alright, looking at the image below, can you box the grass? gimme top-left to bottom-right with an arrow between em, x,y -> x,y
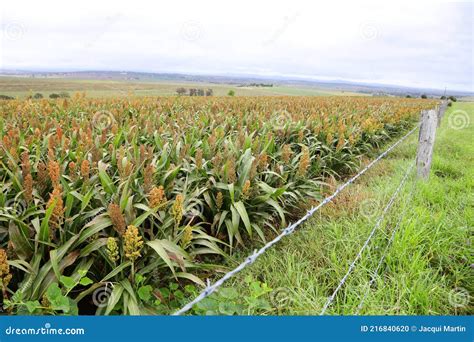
226,102 -> 473,315
0,76 -> 361,98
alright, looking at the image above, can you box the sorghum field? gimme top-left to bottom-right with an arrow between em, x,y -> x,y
0,95 -> 437,315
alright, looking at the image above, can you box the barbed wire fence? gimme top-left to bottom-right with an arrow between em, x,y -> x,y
319,161 -> 415,315
354,180 -> 417,314
174,104 -> 445,316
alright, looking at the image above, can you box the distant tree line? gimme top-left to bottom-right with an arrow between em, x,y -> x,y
406,94 -> 457,101
441,95 -> 457,102
26,92 -> 71,99
242,83 -> 273,87
176,88 -> 213,96
48,92 -> 70,99
0,92 -> 72,100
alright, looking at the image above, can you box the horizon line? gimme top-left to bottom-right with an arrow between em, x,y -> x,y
1,67 -> 472,95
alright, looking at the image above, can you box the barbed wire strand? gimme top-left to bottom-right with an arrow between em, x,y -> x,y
319,161 -> 415,315
354,178 -> 417,314
173,125 -> 419,316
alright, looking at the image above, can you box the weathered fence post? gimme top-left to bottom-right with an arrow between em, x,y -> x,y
437,100 -> 448,127
416,109 -> 438,180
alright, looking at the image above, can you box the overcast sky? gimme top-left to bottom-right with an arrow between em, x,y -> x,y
0,0 -> 472,91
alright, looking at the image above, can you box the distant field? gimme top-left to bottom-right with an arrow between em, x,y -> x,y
0,76 -> 363,98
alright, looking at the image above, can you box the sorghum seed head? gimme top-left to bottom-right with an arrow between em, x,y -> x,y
281,144 -> 292,164
226,158 -> 236,184
171,194 -> 184,225
80,159 -> 90,180
23,173 -> 33,203
123,225 -> 143,262
181,225 -> 193,248
195,148 -> 203,169
143,163 -> 155,194
242,180 -> 251,200
258,153 -> 268,171
149,186 -> 166,208
216,192 -> 224,210
46,186 -> 64,235
48,159 -> 60,187
297,146 -> 310,177
106,237 -> 119,263
0,249 -> 12,289
108,203 -> 126,236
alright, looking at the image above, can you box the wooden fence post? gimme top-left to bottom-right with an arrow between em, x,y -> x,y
437,100 -> 448,127
416,109 -> 438,180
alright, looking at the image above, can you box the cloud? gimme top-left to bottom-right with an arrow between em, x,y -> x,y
1,0 -> 472,91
